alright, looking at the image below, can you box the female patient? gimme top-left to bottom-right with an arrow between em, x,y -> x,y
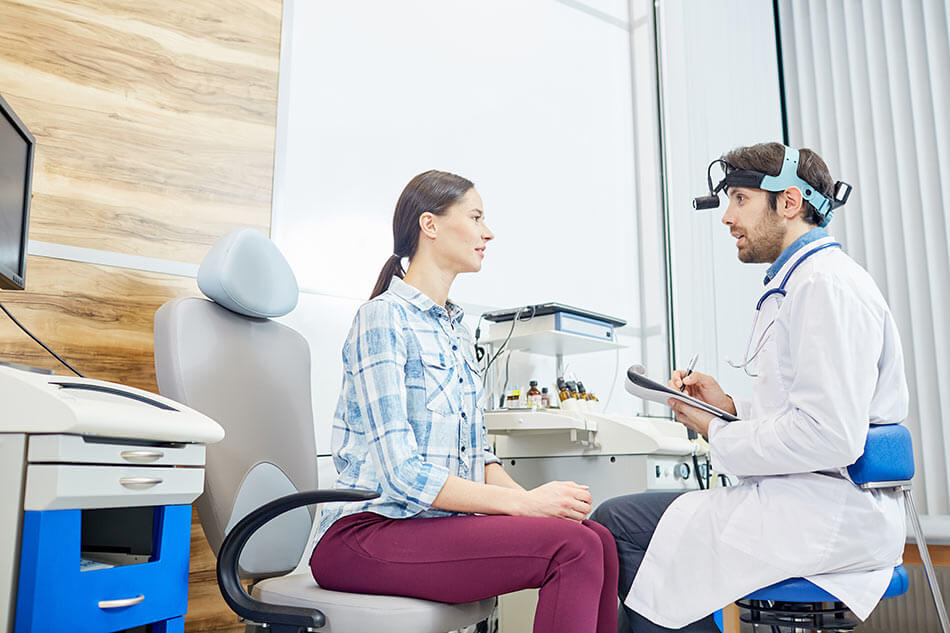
311,170 -> 618,633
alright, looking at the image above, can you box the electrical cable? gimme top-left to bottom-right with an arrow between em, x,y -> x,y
473,314 -> 485,363
602,347 -> 621,410
483,311 -> 518,375
500,348 -> 513,406
0,301 -> 84,377
484,306 -> 535,375
692,453 -> 705,490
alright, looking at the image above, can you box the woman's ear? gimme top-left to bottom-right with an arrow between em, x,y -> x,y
419,212 -> 438,240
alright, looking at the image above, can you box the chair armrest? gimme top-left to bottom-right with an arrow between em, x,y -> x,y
216,489 -> 380,631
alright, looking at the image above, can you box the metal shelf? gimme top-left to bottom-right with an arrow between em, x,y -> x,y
484,409 -> 594,434
482,329 -> 624,356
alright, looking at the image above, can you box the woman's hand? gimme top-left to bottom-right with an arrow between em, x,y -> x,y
669,370 -> 736,415
516,481 -> 593,522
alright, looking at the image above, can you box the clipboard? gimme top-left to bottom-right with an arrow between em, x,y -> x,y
624,367 -> 739,422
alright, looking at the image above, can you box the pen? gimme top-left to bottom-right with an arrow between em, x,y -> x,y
680,353 -> 699,392
680,353 -> 699,441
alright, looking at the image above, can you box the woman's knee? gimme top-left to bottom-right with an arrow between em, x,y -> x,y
549,520 -> 605,572
583,516 -> 616,546
582,519 -> 619,562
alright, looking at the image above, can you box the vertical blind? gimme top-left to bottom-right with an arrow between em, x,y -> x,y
778,0 -> 950,513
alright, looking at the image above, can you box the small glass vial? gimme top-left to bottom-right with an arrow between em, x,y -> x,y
577,382 -> 594,411
540,387 -> 551,409
557,378 -> 573,403
560,379 -> 579,412
576,382 -> 589,400
566,381 -> 580,400
526,381 -> 542,409
506,385 -> 521,408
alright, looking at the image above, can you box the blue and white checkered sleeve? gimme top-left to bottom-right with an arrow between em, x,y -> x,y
482,423 -> 501,466
346,300 -> 451,513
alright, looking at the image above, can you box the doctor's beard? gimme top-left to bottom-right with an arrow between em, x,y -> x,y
736,209 -> 786,264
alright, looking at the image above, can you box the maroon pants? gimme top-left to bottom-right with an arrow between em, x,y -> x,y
311,512 -> 619,633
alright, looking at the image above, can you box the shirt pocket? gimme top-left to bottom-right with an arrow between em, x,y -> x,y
420,352 -> 457,415
461,348 -> 482,382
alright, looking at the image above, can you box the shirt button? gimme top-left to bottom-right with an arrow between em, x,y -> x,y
460,445 -> 466,452
458,377 -> 463,383
452,344 -> 457,351
461,412 -> 467,419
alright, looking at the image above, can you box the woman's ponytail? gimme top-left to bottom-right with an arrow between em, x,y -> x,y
369,254 -> 405,300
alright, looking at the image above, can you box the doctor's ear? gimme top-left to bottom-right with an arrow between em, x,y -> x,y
418,212 -> 438,240
780,187 -> 804,220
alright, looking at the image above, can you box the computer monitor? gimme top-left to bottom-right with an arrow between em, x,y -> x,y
0,93 -> 34,290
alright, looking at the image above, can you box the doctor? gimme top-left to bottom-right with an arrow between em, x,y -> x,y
591,142 -> 909,632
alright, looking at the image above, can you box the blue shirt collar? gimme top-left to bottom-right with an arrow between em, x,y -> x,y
764,228 -> 828,285
388,277 -> 464,323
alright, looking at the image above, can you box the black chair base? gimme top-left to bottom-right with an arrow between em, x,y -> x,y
737,599 -> 860,632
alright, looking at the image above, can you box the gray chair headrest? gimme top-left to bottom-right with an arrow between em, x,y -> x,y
197,228 -> 299,318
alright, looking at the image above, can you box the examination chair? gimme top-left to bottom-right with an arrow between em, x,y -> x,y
733,423 -> 949,633
153,228 -> 494,633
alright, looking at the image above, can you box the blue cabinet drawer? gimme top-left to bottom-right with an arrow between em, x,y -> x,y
15,505 -> 191,633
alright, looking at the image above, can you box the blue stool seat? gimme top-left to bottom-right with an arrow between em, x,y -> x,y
733,425 -> 949,632
744,565 -> 909,602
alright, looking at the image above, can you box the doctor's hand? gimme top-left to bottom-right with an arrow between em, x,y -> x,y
668,398 -> 716,439
669,370 -> 736,415
517,481 -> 593,522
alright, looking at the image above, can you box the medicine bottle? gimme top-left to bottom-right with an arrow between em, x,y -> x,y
577,382 -> 589,400
506,385 -> 521,408
557,378 -> 572,402
526,381 -> 542,409
566,380 -> 580,400
540,387 -> 551,409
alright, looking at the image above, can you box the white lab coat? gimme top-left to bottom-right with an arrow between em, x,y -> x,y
625,235 -> 909,628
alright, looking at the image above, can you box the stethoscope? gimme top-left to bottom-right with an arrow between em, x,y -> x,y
727,241 -> 842,377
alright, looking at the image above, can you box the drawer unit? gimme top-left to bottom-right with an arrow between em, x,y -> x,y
28,434 -> 205,467
24,464 -> 204,511
0,367 -> 223,633
14,505 -> 190,633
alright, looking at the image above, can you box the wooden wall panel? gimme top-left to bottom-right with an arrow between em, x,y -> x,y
0,1 -> 283,629
0,256 -> 197,389
0,0 -> 280,263
189,507 -> 244,633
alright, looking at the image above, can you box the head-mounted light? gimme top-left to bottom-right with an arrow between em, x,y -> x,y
692,146 -> 852,227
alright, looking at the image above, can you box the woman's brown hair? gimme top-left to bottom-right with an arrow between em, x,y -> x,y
369,170 -> 475,299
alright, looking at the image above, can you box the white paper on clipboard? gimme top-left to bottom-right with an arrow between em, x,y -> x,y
625,368 -> 739,422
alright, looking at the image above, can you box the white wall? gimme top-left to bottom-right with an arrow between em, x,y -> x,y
271,0 -> 784,465
272,0 -> 668,459
273,0 -> 636,311
658,0 -> 783,401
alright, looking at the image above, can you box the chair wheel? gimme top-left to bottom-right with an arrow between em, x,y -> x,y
737,599 -> 859,632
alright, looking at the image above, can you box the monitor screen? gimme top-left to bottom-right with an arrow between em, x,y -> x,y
0,94 -> 33,290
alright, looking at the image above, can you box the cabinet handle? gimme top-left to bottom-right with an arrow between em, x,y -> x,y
119,477 -> 163,490
119,450 -> 164,464
99,594 -> 145,609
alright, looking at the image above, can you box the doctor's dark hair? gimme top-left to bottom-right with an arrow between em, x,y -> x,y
369,169 -> 475,300
723,142 -> 834,225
